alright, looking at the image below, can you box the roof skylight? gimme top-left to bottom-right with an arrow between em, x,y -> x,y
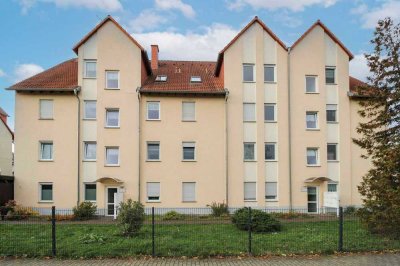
155,75 -> 167,82
190,76 -> 202,83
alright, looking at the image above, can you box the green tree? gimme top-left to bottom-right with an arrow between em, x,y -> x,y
353,17 -> 400,238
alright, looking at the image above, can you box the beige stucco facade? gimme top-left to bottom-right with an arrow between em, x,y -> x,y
0,118 -> 13,176
11,17 -> 370,212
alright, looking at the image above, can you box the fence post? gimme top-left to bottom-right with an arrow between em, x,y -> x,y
152,207 -> 155,257
248,207 -> 252,255
51,206 -> 56,257
338,206 -> 343,252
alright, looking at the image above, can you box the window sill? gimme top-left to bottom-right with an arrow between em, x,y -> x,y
243,121 -> 257,123
326,83 -> 337,86
264,121 -> 277,123
307,164 -> 321,167
146,160 -> 161,162
244,160 -> 257,162
105,126 -> 120,129
146,119 -> 161,121
182,160 -> 196,162
104,165 -> 120,167
147,200 -> 161,203
182,201 -> 197,203
104,88 -> 120,90
327,160 -> 340,163
83,118 -> 97,121
305,92 -> 320,94
83,160 -> 96,162
83,77 -> 97,80
38,201 -> 54,204
327,121 -> 339,124
244,200 -> 257,202
39,118 -> 54,120
306,128 -> 320,131
243,81 -> 256,83
182,120 -> 196,122
265,199 -> 278,202
39,160 -> 54,162
265,160 -> 278,162
264,81 -> 277,84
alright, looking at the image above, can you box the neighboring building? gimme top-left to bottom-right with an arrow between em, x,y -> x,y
0,107 -> 13,176
7,16 -> 371,213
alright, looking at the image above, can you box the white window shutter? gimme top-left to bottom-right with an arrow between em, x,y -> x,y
266,182 -> 277,197
182,182 -> 196,202
327,104 -> 337,111
243,103 -> 255,121
147,183 -> 160,197
244,182 -> 256,200
40,100 -> 53,119
182,102 -> 195,121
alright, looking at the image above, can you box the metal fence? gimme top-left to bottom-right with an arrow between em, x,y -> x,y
1,206 -> 399,258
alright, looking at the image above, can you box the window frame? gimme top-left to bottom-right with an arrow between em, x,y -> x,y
84,100 -> 97,120
105,70 -> 120,89
182,101 -> 196,122
306,147 -> 320,166
244,182 -> 257,201
105,146 -> 120,166
83,141 -> 97,161
147,101 -> 161,121
147,142 -> 160,161
147,182 -> 161,202
327,183 -> 338,192
244,142 -> 256,161
306,111 -> 319,130
326,104 -> 338,123
243,103 -> 256,122
155,75 -> 167,82
325,67 -> 336,84
39,141 -> 53,161
265,182 -> 278,201
105,108 -> 120,128
243,64 -> 255,82
39,182 -> 53,202
39,99 -> 54,120
84,183 -> 97,202
182,141 -> 196,161
264,64 -> 276,83
84,60 -> 97,79
182,182 -> 196,202
327,143 -> 338,161
265,142 -> 277,161
264,103 -> 276,122
305,75 -> 318,93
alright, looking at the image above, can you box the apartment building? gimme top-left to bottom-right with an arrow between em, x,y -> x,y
0,107 -> 13,176
7,16 -> 370,213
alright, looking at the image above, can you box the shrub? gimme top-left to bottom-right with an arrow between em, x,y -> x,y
344,206 -> 357,215
73,202 -> 97,220
45,214 -> 75,221
271,211 -> 314,220
207,202 -> 229,217
232,208 -> 281,233
117,199 -> 144,237
162,211 -> 185,221
6,206 -> 39,220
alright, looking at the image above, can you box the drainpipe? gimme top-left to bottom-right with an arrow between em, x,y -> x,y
136,87 -> 141,203
287,47 -> 293,210
224,89 -> 230,205
74,87 -> 81,206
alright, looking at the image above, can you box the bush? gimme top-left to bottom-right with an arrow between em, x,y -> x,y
207,202 -> 229,217
45,214 -> 75,221
271,211 -> 314,220
117,199 -> 144,237
344,206 -> 357,215
6,206 -> 39,220
232,208 -> 281,233
162,211 -> 185,221
73,202 -> 97,220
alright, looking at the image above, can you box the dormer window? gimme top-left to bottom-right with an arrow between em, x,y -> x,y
155,75 -> 167,82
190,76 -> 201,83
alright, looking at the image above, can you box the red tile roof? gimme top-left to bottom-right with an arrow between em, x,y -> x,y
349,76 -> 374,98
0,107 -> 8,117
141,61 -> 225,95
0,107 -> 13,139
7,58 -> 78,92
291,20 -> 354,60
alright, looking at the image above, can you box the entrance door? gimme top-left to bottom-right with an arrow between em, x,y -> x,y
107,187 -> 118,216
307,186 -> 318,213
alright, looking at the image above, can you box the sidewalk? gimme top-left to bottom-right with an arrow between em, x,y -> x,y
1,253 -> 400,266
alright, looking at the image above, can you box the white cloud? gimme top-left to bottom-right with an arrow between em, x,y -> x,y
350,53 -> 370,82
155,0 -> 195,18
14,64 -> 44,83
227,0 -> 338,12
128,9 -> 168,33
133,23 -> 238,61
18,0 -> 122,14
352,1 -> 400,29
274,10 -> 302,28
0,69 -> 5,77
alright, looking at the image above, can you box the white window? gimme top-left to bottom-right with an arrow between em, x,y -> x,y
190,76 -> 201,83
105,147 -> 119,166
264,104 -> 276,122
106,109 -> 119,127
84,184 -> 96,201
147,142 -> 160,161
265,143 -> 276,161
147,182 -> 160,201
40,142 -> 53,161
244,142 -> 255,161
307,148 -> 319,165
306,112 -> 318,129
182,102 -> 195,121
105,71 -> 119,89
244,182 -> 256,201
243,103 -> 256,122
326,104 -> 337,122
39,183 -> 53,202
182,182 -> 196,202
84,61 -> 96,78
264,64 -> 275,82
327,143 -> 338,161
305,76 -> 317,93
328,183 -> 338,192
155,75 -> 167,82
84,142 -> 96,161
182,142 -> 196,161
325,67 -> 335,84
265,182 -> 277,200
243,64 -> 255,82
39,99 -> 53,119
147,102 -> 160,120
84,101 -> 96,120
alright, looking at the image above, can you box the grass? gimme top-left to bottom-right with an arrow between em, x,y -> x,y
1,219 -> 399,258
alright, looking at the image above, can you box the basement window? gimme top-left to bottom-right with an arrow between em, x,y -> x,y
155,75 -> 167,82
190,76 -> 202,83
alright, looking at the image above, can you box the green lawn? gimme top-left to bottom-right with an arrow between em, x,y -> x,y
1,220 -> 399,258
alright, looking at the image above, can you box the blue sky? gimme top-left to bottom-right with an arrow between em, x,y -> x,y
1,0 -> 399,128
